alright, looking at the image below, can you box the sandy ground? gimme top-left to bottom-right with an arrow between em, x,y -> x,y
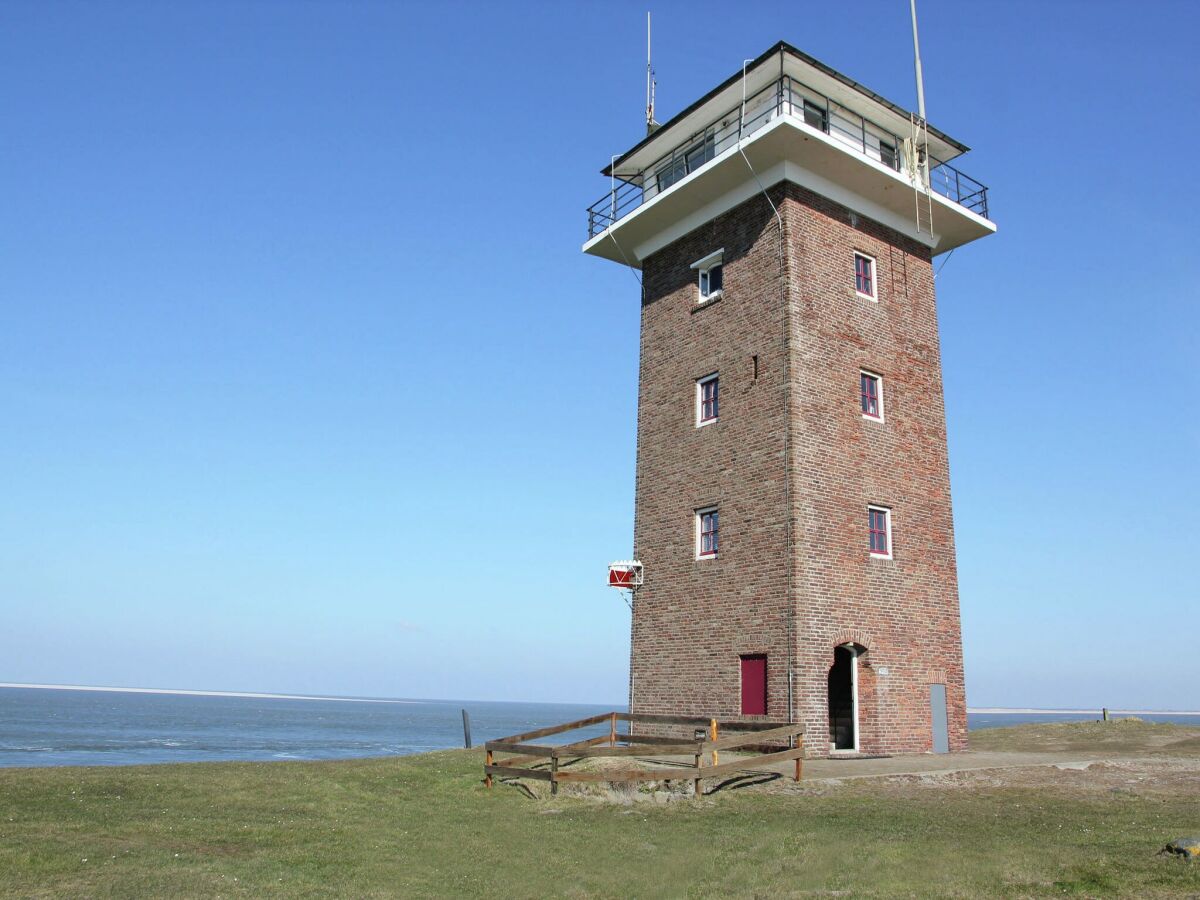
504,721 -> 1200,804
774,755 -> 1200,800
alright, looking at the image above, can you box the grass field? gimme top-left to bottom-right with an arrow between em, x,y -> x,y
2,722 -> 1199,898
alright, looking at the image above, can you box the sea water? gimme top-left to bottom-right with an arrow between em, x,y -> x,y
0,686 -> 613,768
2,686 -> 1196,768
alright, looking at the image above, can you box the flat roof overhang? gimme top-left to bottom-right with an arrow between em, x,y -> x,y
582,116 -> 995,268
604,41 -> 970,180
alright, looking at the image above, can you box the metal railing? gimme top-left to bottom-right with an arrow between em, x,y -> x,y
586,75 -> 989,238
928,155 -> 988,216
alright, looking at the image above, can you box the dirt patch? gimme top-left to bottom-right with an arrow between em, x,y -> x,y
769,756 -> 1200,802
969,720 -> 1200,756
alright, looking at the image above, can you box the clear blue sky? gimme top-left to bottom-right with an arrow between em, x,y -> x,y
2,1 -> 1196,708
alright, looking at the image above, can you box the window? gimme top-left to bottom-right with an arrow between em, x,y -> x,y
697,507 -> 719,559
879,140 -> 898,170
690,249 -> 724,304
697,373 -> 719,426
685,136 -> 715,172
656,158 -> 686,193
699,263 -> 723,299
803,99 -> 828,133
655,135 -> 715,192
860,371 -> 883,421
854,252 -> 876,300
868,506 -> 892,559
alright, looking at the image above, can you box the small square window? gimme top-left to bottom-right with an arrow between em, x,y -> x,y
656,135 -> 716,193
854,252 -> 876,300
803,99 -> 828,133
879,140 -> 898,170
690,249 -> 725,305
699,263 -> 723,298
655,157 -> 687,193
860,371 -> 883,421
697,373 -> 719,426
697,507 -> 719,559
868,506 -> 892,559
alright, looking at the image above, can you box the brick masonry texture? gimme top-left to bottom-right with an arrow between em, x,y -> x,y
629,182 -> 968,756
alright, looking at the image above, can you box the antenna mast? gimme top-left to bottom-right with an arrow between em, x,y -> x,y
908,0 -> 933,234
909,0 -> 926,121
645,12 -> 658,134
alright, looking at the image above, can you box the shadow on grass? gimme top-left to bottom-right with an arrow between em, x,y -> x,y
704,771 -> 782,795
498,778 -> 538,800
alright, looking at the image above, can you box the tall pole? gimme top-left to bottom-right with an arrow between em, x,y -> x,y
645,12 -> 656,134
909,0 -> 926,122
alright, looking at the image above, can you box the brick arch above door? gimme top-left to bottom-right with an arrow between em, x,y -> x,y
831,628 -> 874,651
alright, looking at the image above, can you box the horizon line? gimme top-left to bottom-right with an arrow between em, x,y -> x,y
0,683 -> 423,704
968,706 -> 1200,716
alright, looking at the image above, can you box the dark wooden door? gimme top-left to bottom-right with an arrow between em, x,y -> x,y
740,655 -> 767,716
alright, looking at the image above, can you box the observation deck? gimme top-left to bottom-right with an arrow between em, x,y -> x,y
583,42 -> 995,266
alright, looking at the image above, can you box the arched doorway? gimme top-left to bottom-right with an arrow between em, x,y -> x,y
828,644 -> 860,752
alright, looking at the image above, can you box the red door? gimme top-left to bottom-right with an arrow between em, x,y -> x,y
740,655 -> 767,716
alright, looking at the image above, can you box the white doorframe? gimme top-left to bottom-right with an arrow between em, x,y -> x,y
845,643 -> 860,753
832,642 -> 860,754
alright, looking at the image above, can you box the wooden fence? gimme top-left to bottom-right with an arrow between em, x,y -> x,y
484,711 -> 805,796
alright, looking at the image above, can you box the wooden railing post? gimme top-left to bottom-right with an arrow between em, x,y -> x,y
550,753 -> 559,796
710,718 -> 719,766
609,712 -> 618,747
793,730 -> 803,782
693,752 -> 702,798
485,750 -> 493,789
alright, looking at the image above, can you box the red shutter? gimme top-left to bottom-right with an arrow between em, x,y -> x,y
740,655 -> 767,716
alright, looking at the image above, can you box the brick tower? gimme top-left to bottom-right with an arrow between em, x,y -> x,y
584,43 -> 995,756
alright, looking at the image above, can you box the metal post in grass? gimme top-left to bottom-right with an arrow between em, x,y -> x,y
462,709 -> 472,748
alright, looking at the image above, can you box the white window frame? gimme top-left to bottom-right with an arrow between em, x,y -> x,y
860,369 -> 885,423
695,505 -> 719,560
868,504 -> 892,560
854,251 -> 877,301
696,372 -> 719,427
690,248 -> 724,304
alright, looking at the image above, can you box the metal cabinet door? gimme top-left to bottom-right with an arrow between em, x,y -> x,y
930,683 -> 949,753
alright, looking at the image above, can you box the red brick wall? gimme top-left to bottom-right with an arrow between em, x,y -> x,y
629,182 -> 967,756
783,183 -> 968,754
631,185 -> 793,726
